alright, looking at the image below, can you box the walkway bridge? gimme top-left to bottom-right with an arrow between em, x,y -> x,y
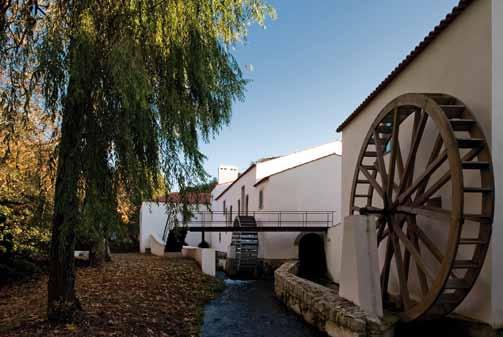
178,210 -> 336,232
163,211 -> 336,278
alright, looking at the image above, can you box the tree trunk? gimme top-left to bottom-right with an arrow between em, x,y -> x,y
88,239 -> 105,267
47,81 -> 85,323
105,239 -> 112,262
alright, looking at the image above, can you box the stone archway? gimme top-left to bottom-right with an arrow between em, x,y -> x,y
297,233 -> 326,279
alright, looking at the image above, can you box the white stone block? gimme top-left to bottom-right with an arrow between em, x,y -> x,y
150,235 -> 166,256
339,215 -> 383,318
182,246 -> 216,277
325,224 -> 343,283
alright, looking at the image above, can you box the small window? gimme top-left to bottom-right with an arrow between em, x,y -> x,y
259,190 -> 264,210
219,232 -> 222,243
238,200 -> 241,216
223,200 -> 226,213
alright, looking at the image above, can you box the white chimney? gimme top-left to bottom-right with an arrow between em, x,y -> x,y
218,165 -> 239,184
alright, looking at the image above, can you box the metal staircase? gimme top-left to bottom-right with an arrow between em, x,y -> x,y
228,216 -> 259,278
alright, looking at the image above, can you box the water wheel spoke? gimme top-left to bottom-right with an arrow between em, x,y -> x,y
400,110 -> 428,194
381,237 -> 394,299
397,205 -> 451,222
407,217 -> 430,295
396,138 -> 405,182
397,150 -> 448,205
413,223 -> 444,263
359,165 -> 385,199
378,227 -> 389,245
377,215 -> 390,245
387,108 -> 400,202
390,226 -> 412,310
414,146 -> 486,206
374,131 -> 389,189
403,230 -> 411,282
414,134 -> 444,198
391,220 -> 435,281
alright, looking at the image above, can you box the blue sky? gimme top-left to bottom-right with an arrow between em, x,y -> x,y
200,0 -> 459,179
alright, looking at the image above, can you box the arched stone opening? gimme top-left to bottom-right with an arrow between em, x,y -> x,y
297,233 -> 326,279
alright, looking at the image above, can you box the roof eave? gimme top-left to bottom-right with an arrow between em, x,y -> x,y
336,0 -> 475,133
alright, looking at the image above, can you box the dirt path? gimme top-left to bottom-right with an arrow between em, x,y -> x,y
0,254 -> 223,337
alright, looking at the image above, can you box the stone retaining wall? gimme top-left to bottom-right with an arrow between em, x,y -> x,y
274,261 -> 396,337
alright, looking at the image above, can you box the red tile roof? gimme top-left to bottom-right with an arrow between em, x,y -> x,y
336,0 -> 475,132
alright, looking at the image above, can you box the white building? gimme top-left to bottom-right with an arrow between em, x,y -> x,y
139,192 -> 211,253
210,141 -> 342,272
139,140 -> 343,275
333,0 -> 503,327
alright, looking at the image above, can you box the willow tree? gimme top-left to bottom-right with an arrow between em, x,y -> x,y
1,0 -> 275,322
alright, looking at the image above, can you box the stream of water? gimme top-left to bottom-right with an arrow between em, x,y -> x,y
200,276 -> 325,337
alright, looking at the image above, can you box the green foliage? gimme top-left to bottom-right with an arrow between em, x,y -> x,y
185,178 -> 218,193
0,0 -> 275,311
0,109 -> 56,264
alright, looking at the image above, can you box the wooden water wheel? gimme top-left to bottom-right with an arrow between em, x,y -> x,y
350,93 -> 494,321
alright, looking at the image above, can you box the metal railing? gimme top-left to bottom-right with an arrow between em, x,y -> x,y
186,210 -> 336,228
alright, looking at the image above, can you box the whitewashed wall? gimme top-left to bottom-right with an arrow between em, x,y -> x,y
139,202 -> 210,253
326,225 -> 343,283
139,202 -> 167,253
256,141 -> 341,181
491,0 -> 503,327
339,0 -> 494,324
211,166 -> 258,254
210,153 -> 342,264
257,154 -> 341,260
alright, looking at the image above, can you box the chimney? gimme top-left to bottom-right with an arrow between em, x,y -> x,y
218,165 -> 239,184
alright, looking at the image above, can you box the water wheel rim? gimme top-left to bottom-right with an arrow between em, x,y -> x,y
350,93 -> 465,321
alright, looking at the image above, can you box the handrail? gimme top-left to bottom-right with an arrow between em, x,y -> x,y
187,210 -> 336,228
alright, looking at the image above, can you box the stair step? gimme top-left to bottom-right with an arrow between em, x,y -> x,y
456,138 -> 485,148
357,180 -> 370,184
459,238 -> 488,245
361,165 -> 377,170
450,119 -> 475,131
364,151 -> 378,157
452,260 -> 480,269
445,279 -> 470,289
354,194 -> 370,198
462,161 -> 490,170
464,187 -> 493,193
440,104 -> 465,118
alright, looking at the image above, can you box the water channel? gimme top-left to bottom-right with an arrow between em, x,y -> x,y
200,275 -> 325,337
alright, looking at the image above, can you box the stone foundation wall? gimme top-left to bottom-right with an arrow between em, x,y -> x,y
274,261 -> 395,337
